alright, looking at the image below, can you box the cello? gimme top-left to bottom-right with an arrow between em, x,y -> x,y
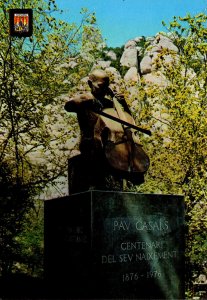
93,92 -> 151,178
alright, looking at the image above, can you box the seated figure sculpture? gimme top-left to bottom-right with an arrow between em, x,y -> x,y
64,69 -> 150,194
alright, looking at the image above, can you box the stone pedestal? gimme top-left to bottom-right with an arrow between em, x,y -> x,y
44,191 -> 185,299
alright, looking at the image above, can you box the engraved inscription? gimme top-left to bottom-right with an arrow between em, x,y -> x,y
113,218 -> 169,232
101,250 -> 177,264
122,270 -> 162,282
120,241 -> 164,250
101,217 -> 177,268
62,226 -> 88,243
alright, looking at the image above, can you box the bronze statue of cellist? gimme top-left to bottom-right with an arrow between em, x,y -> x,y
64,69 -> 150,194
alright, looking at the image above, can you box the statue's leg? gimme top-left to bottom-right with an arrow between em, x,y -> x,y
68,155 -> 93,194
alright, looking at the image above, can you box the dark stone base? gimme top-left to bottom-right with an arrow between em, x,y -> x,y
44,191 -> 185,299
0,276 -> 45,299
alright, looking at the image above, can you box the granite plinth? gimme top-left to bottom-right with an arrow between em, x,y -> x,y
44,191 -> 185,299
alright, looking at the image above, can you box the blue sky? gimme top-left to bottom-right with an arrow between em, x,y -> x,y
55,0 -> 207,47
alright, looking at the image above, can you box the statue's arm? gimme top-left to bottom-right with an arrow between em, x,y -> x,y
64,93 -> 95,113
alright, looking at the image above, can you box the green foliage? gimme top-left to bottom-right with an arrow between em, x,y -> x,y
0,0 -> 103,186
132,13 -> 207,289
14,200 -> 44,277
0,163 -> 33,276
0,0 -> 104,277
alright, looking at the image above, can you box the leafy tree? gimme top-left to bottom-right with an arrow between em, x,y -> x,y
0,163 -> 32,276
132,13 -> 207,292
0,0 -> 103,276
14,199 -> 44,277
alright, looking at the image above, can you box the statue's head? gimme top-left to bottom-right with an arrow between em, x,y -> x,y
88,69 -> 109,98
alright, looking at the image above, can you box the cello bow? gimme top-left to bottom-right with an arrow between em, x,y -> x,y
95,109 -> 152,136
